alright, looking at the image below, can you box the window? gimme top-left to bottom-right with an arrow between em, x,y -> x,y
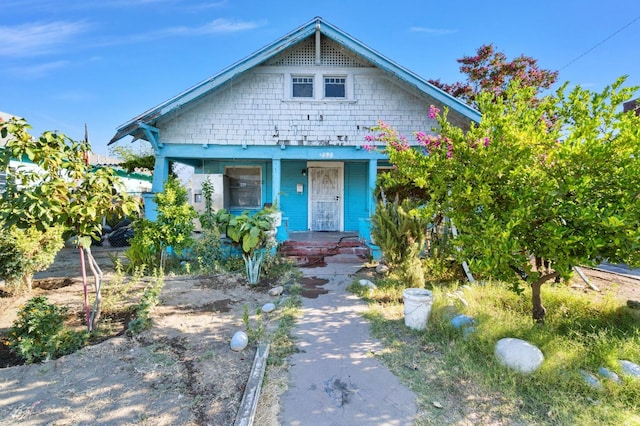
324,77 -> 346,98
292,76 -> 314,98
225,166 -> 262,209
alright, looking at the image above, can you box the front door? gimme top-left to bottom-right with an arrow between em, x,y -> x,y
308,162 -> 343,231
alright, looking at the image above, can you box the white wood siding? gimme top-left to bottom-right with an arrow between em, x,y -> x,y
159,65 -> 441,147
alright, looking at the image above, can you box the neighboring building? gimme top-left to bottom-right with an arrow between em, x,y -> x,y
88,153 -> 152,196
0,112 -> 41,192
624,99 -> 639,115
110,17 -> 479,240
0,112 -> 151,195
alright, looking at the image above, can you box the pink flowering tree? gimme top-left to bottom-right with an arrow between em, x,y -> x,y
370,78 -> 640,323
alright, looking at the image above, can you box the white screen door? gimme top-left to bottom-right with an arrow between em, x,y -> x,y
308,163 -> 343,231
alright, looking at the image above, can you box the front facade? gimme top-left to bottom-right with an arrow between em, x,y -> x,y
110,17 -> 479,240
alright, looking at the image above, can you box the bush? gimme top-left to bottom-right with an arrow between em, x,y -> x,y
0,225 -> 65,293
125,177 -> 197,272
371,199 -> 430,287
8,296 -> 88,364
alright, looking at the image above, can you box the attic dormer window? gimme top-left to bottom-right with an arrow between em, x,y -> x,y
292,76 -> 314,98
324,76 -> 346,98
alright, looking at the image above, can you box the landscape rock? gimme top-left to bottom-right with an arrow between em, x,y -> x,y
495,338 -> 544,374
262,302 -> 276,313
619,360 -> 640,378
598,367 -> 620,383
451,314 -> 475,329
358,279 -> 377,289
375,264 -> 389,275
268,286 -> 284,297
230,331 -> 249,352
580,370 -> 602,389
627,300 -> 640,309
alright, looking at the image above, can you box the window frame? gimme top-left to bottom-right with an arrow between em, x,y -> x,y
291,75 -> 314,99
224,165 -> 263,210
323,76 -> 347,99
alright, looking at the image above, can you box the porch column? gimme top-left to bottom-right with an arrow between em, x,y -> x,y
368,158 -> 377,215
272,158 -> 281,206
152,155 -> 170,193
145,155 -> 170,221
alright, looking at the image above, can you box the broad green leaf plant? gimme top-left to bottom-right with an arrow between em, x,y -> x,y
0,117 -> 140,331
370,77 -> 640,323
226,208 -> 277,285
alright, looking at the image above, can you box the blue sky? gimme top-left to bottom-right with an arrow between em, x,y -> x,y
2,0 -> 639,156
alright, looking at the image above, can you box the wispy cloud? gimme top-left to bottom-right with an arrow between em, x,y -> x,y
7,60 -> 71,79
410,26 -> 458,36
162,18 -> 263,36
52,90 -> 95,102
0,21 -> 90,57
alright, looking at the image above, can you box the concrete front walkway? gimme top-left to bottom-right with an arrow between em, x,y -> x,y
278,260 -> 417,425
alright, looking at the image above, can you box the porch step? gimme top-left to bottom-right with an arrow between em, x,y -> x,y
279,239 -> 370,266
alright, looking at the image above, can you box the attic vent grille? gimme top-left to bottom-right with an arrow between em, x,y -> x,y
266,36 -> 372,67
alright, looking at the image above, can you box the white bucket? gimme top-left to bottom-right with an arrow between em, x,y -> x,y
403,288 -> 433,330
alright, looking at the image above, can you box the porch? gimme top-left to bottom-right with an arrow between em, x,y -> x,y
279,231 -> 371,266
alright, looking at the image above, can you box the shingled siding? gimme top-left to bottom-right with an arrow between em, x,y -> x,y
159,67 -> 442,147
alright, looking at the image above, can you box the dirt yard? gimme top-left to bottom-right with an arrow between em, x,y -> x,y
0,246 -> 284,425
0,246 -> 639,425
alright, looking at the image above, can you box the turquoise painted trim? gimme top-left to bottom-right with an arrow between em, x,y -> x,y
111,17 -> 479,144
139,123 -> 162,150
161,143 -> 388,162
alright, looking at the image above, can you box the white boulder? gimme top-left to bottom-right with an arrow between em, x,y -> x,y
375,264 -> 389,275
495,338 -> 544,374
268,286 -> 284,296
262,302 -> 276,313
230,331 -> 249,352
359,279 -> 377,289
619,360 -> 640,378
598,367 -> 621,383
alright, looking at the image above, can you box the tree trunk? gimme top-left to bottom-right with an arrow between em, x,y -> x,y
530,272 -> 560,324
85,246 -> 103,331
22,273 -> 34,294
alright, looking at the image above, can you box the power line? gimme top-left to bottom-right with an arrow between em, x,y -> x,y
560,14 -> 640,70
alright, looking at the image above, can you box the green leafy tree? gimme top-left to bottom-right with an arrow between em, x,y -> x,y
0,117 -> 139,330
371,77 -> 640,323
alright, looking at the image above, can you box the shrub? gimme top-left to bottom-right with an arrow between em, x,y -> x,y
371,199 -> 430,287
8,296 -> 88,363
125,177 -> 197,272
0,225 -> 65,294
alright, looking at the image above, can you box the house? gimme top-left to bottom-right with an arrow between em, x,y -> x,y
109,17 -> 479,245
624,99 -> 639,115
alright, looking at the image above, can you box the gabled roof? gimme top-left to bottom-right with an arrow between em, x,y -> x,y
110,17 -> 480,145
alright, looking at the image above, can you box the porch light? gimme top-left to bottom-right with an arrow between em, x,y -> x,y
301,168 -> 307,176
